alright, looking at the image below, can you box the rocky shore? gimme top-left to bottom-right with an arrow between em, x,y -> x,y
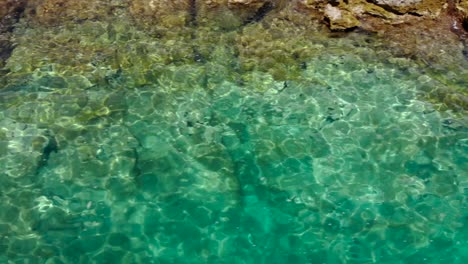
0,0 -> 467,111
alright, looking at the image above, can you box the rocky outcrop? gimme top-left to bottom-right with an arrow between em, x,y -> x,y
297,1 -> 452,31
16,0 -> 462,33
0,0 -> 26,20
0,0 -> 26,69
324,4 -> 360,30
369,0 -> 445,17
0,0 -> 465,115
129,0 -> 285,31
24,0 -> 129,25
129,0 -> 191,29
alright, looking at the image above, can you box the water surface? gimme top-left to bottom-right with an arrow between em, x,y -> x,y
0,14 -> 467,264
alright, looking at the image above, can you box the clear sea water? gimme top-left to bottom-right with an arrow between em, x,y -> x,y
0,14 -> 467,264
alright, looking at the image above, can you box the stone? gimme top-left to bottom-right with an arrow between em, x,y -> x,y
324,4 -> 360,30
0,204 -> 19,222
227,0 -> 267,10
9,237 -> 37,255
197,0 -> 283,30
93,248 -> 126,263
228,0 -> 261,5
27,0 -> 115,25
346,0 -> 397,19
0,0 -> 26,68
129,0 -> 192,28
298,0 -> 327,9
80,235 -> 107,253
108,233 -> 131,249
374,0 -> 422,7
0,119 -> 51,180
0,0 -> 26,20
370,0 -> 445,17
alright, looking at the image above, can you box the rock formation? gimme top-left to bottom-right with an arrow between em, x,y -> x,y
0,0 -> 466,111
324,3 -> 360,30
0,0 -> 26,68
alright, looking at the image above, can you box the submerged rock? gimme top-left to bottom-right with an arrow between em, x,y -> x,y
130,0 -> 191,29
0,0 -> 26,20
0,118 -> 52,180
26,0 -> 119,25
0,0 -> 26,68
0,0 -> 465,113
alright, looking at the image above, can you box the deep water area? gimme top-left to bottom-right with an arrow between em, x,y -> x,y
1,6 -> 468,264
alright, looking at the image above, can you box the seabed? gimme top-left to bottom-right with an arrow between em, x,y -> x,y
0,1 -> 467,263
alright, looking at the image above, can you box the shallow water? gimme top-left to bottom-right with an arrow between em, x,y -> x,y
1,17 -> 468,264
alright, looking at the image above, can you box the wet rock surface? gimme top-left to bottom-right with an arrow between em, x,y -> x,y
0,0 -> 26,68
0,0 -> 465,111
25,0 -> 119,24
0,1 -> 466,110
0,0 -> 26,20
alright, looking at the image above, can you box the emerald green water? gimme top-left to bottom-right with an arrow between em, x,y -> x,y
1,27 -> 468,263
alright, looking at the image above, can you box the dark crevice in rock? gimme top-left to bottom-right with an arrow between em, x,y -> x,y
462,40 -> 468,61
366,0 -> 407,16
407,11 -> 423,17
462,17 -> 468,32
447,0 -> 468,45
1,0 -> 26,30
243,1 -> 275,25
187,1 -> 206,64
0,41 -> 14,63
329,0 -> 341,7
188,0 -> 198,27
0,6 -> 25,33
131,147 -> 142,179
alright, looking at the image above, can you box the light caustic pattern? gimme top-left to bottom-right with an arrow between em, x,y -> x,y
0,51 -> 467,263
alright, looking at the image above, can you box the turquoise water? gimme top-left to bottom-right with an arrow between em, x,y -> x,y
1,26 -> 468,263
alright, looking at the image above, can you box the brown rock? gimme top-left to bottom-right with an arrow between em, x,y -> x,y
0,0 -> 26,69
197,0 -> 286,30
0,0 -> 26,20
369,0 -> 446,17
346,0 -> 397,19
204,0 -> 226,8
234,6 -> 329,81
27,0 -> 116,25
129,0 -> 192,26
456,0 -> 468,19
0,0 -> 25,33
228,0 -> 265,8
324,4 -> 360,30
297,0 -> 328,11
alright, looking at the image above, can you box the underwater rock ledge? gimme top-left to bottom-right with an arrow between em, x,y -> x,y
0,0 -> 467,112
0,0 -> 26,69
